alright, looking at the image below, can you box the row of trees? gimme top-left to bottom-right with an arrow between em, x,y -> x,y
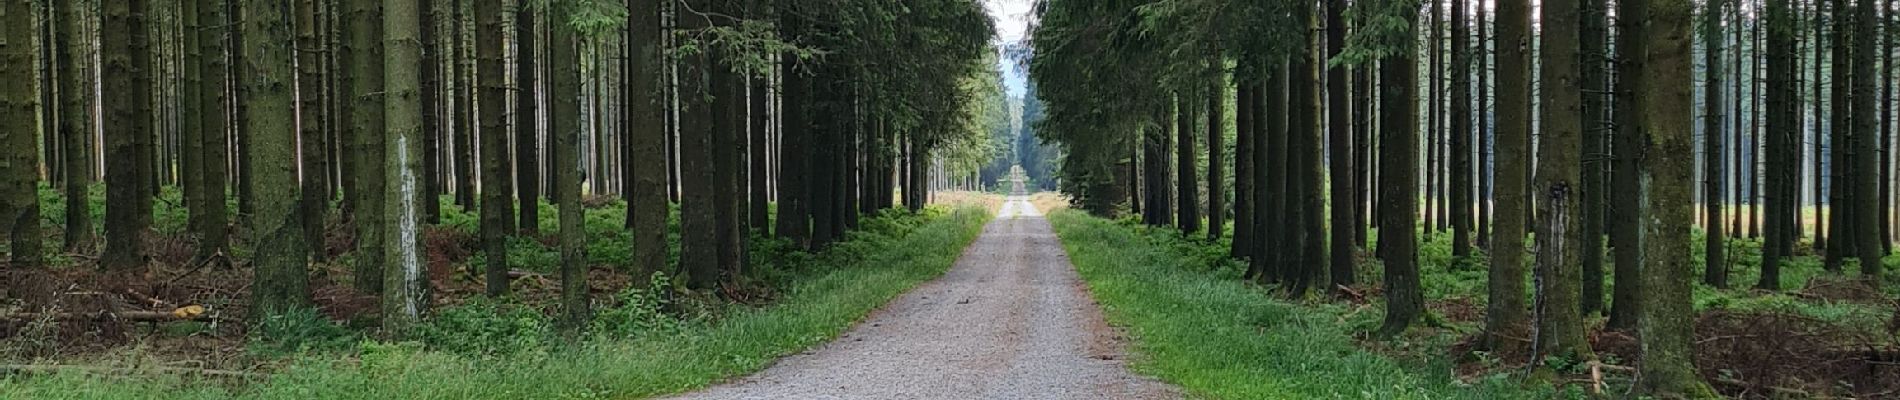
0,0 -> 997,336
1027,0 -> 1893,395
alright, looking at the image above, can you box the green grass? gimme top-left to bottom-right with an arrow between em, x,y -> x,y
1,206 -> 991,400
1049,210 -> 1575,399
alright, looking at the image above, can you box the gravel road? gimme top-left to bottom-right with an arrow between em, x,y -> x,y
668,196 -> 1181,400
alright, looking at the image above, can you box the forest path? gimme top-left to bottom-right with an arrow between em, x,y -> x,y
667,196 -> 1180,400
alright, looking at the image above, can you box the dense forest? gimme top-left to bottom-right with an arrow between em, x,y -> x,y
7,0 -> 1900,398
0,0 -> 1005,352
1027,0 -> 1900,396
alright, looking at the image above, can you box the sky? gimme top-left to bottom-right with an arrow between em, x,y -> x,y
983,0 -> 1034,98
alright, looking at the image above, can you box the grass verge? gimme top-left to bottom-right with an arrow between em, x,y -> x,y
2,206 -> 991,400
1048,210 -> 1573,399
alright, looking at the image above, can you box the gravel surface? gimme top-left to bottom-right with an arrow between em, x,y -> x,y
669,197 -> 1181,400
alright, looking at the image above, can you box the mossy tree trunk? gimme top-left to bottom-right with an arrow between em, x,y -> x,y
1637,0 -> 1718,392
1,0 -> 42,270
1852,0 -> 1882,284
1762,0 -> 1796,290
1176,94 -> 1199,235
1703,0 -> 1730,289
1485,0 -> 1532,349
299,0 -> 331,263
1579,0 -> 1611,309
1532,0 -> 1596,362
58,0 -> 96,253
244,0 -> 312,317
1608,0 -> 1651,329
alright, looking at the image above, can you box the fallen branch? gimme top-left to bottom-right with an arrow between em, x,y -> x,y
0,364 -> 262,379
5,306 -> 213,322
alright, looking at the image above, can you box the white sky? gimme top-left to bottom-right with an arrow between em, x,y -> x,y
984,0 -> 1035,98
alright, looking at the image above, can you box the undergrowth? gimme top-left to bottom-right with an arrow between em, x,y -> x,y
1,206 -> 991,399
1051,210 -> 1572,399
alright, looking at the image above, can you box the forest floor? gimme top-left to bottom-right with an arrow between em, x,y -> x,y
670,196 -> 1179,400
0,186 -> 996,399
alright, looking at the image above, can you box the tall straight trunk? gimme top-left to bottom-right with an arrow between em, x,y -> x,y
517,4 -> 539,233
1177,94 -> 1200,234
750,70 -> 771,233
1826,0 -> 1853,271
1763,0 -> 1796,290
1328,0 -> 1356,287
628,0 -> 667,280
182,0 -> 205,265
774,5 -> 809,247
1232,82 -> 1255,260
299,0 -> 330,263
1608,0 -> 1651,328
477,0 -> 510,296
421,0 -> 443,224
1427,0 -> 1443,234
1883,0 -> 1895,255
57,0 -> 95,252
1704,0 -> 1730,288
453,0 -> 475,211
1257,66 -> 1287,283
1,0 -> 42,269
709,0 -> 746,283
1296,11 -> 1327,295
678,0 -> 719,288
348,0 -> 387,294
1534,0 -> 1595,361
1355,65 -> 1375,248
1815,0 -> 1830,252
1579,0 -> 1611,311
102,0 -> 152,272
1475,5 -> 1491,249
1376,15 -> 1423,337
549,0 -> 588,328
1638,0 -> 1717,392
1207,70 -> 1226,241
234,0 -> 252,220
382,0 -> 430,337
1853,0 -> 1883,283
245,0 -> 311,316
1142,107 -> 1171,227
1486,0 -> 1533,349
1451,0 -> 1474,258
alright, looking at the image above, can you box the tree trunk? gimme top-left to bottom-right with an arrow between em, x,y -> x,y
1637,0 -> 1718,392
1176,94 -> 1200,234
1486,0 -> 1533,349
102,0 -> 153,272
1328,0 -> 1356,288
1451,0 -> 1474,259
244,0 -> 312,317
1579,0 -> 1611,310
1608,0 -> 1651,328
549,0 -> 588,329
1763,0 -> 1796,290
1,0 -> 42,269
381,0 -> 430,337
678,0 -> 720,288
1704,0 -> 1730,288
299,0 -> 330,263
629,0 -> 668,280
517,4 -> 539,234
476,0 -> 510,296
1853,0 -> 1883,284
348,0 -> 387,295
1376,22 -> 1422,337
775,5 -> 810,247
1532,0 -> 1596,361
58,0 -> 97,253
1207,70 -> 1225,241
1232,82 -> 1255,261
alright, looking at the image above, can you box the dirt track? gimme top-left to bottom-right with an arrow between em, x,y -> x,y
668,196 -> 1179,400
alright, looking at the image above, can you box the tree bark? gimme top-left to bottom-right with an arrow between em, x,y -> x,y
1532,0 -> 1596,362
549,0 -> 588,328
1637,0 -> 1718,392
1608,0 -> 1651,329
517,4 -> 540,234
382,0 -> 430,337
1376,28 -> 1422,337
628,0 -> 668,280
244,0 -> 312,317
1176,94 -> 1199,234
1328,0 -> 1356,288
348,0 -> 387,295
102,0 -> 153,272
1704,0 -> 1730,289
58,0 -> 97,253
1486,0 -> 1533,349
1,0 -> 42,269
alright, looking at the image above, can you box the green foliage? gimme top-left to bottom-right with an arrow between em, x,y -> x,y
249,308 -> 359,357
1048,210 -> 1570,399
412,298 -> 554,356
591,273 -> 690,338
